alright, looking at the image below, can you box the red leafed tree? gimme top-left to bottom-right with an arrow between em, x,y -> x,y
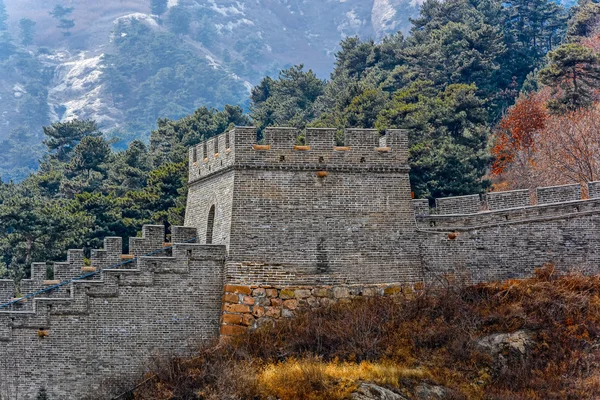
492,95 -> 600,192
490,91 -> 549,189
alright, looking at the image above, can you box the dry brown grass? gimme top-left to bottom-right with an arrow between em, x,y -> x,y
256,359 -> 429,400
135,266 -> 600,400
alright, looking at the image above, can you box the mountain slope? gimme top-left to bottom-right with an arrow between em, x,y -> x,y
0,0 -> 425,180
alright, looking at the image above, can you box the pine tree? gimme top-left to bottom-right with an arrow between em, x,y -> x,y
150,0 -> 168,16
42,120 -> 101,163
377,81 -> 491,198
19,18 -> 36,46
49,5 -> 74,36
501,0 -> 568,87
567,0 -> 600,40
539,43 -> 600,113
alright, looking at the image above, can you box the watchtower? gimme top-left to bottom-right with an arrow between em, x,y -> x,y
184,126 -> 421,285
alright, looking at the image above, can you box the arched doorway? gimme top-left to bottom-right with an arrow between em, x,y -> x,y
206,205 -> 216,244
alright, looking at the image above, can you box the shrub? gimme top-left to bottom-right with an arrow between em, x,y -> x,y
136,268 -> 600,399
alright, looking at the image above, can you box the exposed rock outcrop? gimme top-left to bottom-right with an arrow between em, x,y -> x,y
351,383 -> 408,400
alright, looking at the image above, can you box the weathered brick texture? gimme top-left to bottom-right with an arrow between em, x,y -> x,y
413,199 -> 430,215
536,184 -> 581,205
486,189 -> 531,210
0,226 -> 224,400
5,126 -> 600,399
435,194 -> 481,214
416,198 -> 600,283
588,181 -> 600,199
185,127 -> 421,285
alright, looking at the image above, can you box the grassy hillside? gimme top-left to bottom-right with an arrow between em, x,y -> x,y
131,266 -> 600,399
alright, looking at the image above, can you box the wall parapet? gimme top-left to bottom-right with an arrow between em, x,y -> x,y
418,183 -> 594,217
0,226 -> 205,307
188,126 -> 410,184
486,189 -> 530,210
0,225 -> 226,399
536,183 -> 581,205
435,194 -> 481,215
413,199 -> 430,216
416,197 -> 600,231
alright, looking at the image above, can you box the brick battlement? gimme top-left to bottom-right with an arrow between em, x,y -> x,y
416,196 -> 600,230
188,126 -> 409,184
414,182 -> 597,217
0,225 -> 226,399
7,123 -> 600,399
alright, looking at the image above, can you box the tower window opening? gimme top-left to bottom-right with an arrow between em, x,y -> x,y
206,205 -> 216,244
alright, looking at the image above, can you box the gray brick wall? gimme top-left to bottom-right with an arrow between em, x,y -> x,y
186,127 -> 421,286
6,124 -> 600,399
413,199 -> 430,216
416,198 -> 600,283
435,194 -> 481,214
537,184 -> 581,205
588,181 -> 600,199
0,225 -> 224,400
185,170 -> 235,248
486,189 -> 530,210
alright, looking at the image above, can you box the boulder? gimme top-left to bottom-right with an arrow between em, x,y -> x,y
475,330 -> 532,357
351,383 -> 408,400
415,383 -> 453,399
474,330 -> 533,375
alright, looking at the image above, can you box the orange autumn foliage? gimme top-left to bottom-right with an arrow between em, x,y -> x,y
491,87 -> 600,192
491,92 -> 549,177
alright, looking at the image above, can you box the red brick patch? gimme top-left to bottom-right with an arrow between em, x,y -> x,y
224,304 -> 251,313
222,293 -> 239,303
222,314 -> 243,325
224,285 -> 252,295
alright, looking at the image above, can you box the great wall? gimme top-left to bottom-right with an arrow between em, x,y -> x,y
2,127 -> 600,399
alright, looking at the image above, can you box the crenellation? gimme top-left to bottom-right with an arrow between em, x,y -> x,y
129,224 -> 165,258
486,189 -> 530,210
413,199 -> 430,216
8,124 -> 600,399
345,128 -> 379,150
188,127 -> 411,187
90,237 -> 123,273
19,263 -> 49,299
588,181 -> 600,199
67,248 -> 84,265
171,226 -> 198,244
53,261 -> 78,283
435,194 -> 481,215
306,128 -> 337,152
0,280 -> 15,303
385,129 -> 409,164
0,224 -> 226,399
537,183 -> 581,205
264,126 -> 299,149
